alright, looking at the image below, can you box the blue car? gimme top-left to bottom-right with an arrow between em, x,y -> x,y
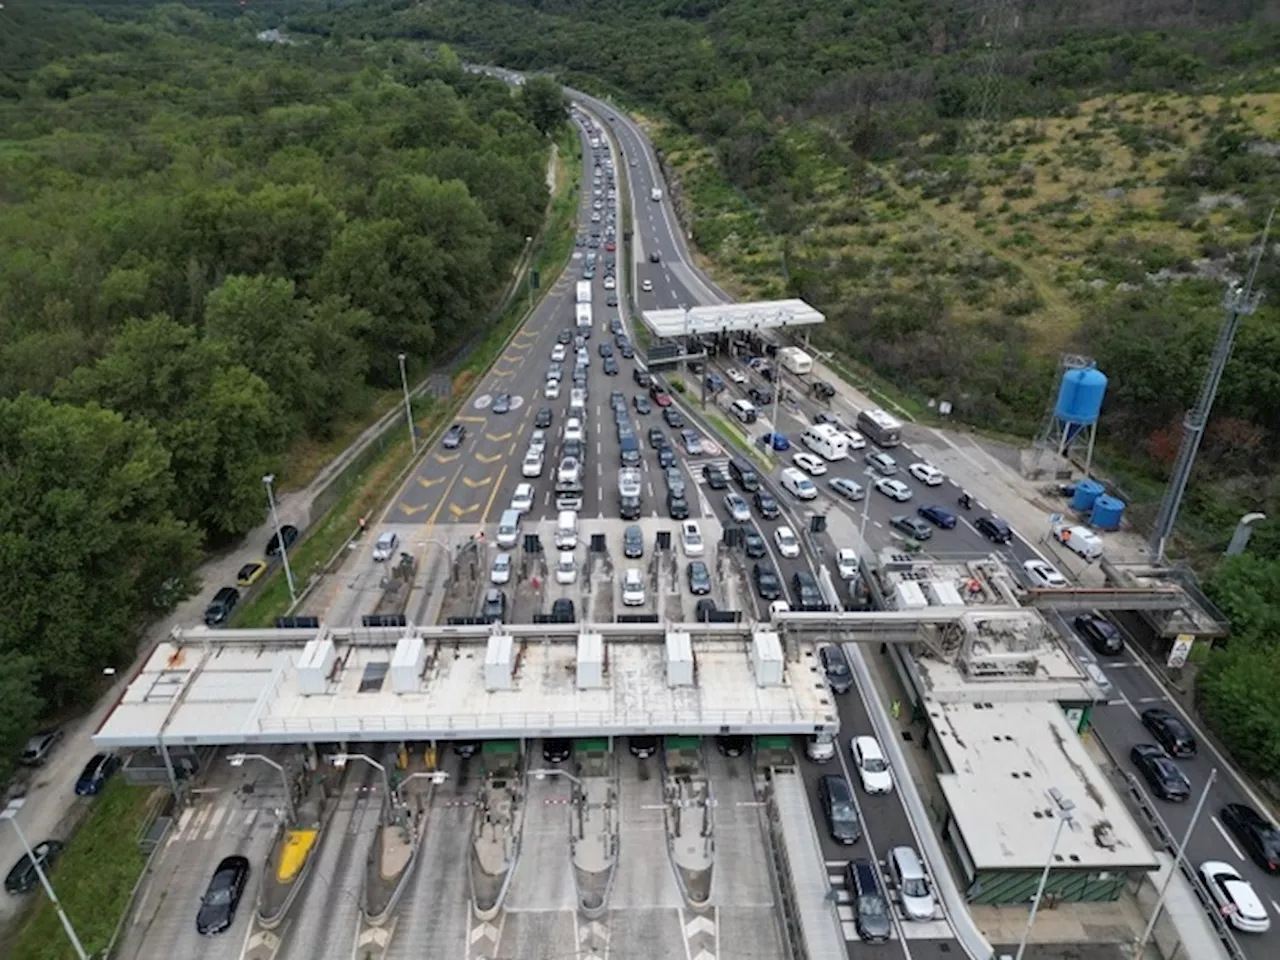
758,432 -> 790,452
74,753 -> 120,796
917,504 -> 957,529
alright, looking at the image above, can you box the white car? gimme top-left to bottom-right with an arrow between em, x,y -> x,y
1200,861 -> 1271,933
603,275 -> 616,290
558,457 -> 581,485
371,531 -> 399,562
681,520 -> 704,557
1023,558 -> 1067,589
622,568 -> 646,606
842,430 -> 867,451
1052,522 -> 1104,561
551,343 -> 567,362
510,483 -> 535,514
874,477 -> 913,502
769,599 -> 791,619
850,736 -> 894,795
724,493 -> 751,523
564,418 -> 585,444
521,450 -> 543,478
837,548 -> 858,580
641,279 -> 653,292
774,526 -> 800,558
556,551 -> 577,585
528,429 -> 547,454
792,452 -> 828,477
490,552 -> 512,585
726,367 -> 747,384
544,379 -> 560,399
909,462 -> 945,486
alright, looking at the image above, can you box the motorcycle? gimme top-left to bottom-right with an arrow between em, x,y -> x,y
958,492 -> 973,510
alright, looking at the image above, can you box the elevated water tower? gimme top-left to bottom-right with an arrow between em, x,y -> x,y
1032,355 -> 1108,479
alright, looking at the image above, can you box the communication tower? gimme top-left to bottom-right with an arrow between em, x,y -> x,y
1030,355 -> 1108,480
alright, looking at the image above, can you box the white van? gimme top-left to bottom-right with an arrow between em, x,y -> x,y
555,510 -> 579,551
496,509 -> 521,549
730,399 -> 758,424
802,423 -> 849,461
780,467 -> 818,500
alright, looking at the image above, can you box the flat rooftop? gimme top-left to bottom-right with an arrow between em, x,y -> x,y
94,634 -> 839,747
878,553 -> 1023,607
928,700 -> 1156,873
641,300 -> 823,340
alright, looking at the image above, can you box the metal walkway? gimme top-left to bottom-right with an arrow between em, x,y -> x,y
770,768 -> 847,960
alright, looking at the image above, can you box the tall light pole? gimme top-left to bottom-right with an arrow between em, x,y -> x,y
858,468 -> 878,542
263,474 -> 297,606
1014,788 -> 1079,960
229,753 -> 297,825
529,767 -> 584,789
525,235 -> 535,312
397,352 -> 417,454
332,752 -> 393,803
1132,768 -> 1218,958
2,800 -> 89,960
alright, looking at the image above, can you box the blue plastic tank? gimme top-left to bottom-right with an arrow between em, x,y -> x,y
1071,479 -> 1105,513
1055,366 -> 1108,425
1090,495 -> 1125,531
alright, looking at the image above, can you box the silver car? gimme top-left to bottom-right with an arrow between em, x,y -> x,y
724,493 -> 751,523
372,531 -> 399,561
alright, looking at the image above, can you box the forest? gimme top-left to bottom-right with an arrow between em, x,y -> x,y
0,3 -> 558,776
299,0 -> 1280,779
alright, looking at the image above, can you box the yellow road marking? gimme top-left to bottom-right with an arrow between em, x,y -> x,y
475,452 -> 503,464
449,503 -> 480,518
480,464 -> 509,525
492,368 -> 515,379
397,502 -> 432,517
433,453 -> 460,464
426,456 -> 471,526
418,476 -> 445,489
485,431 -> 513,442
457,415 -> 486,423
461,475 -> 492,489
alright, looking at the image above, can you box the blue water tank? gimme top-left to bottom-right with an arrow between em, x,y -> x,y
1071,479 -> 1105,513
1090,495 -> 1125,531
1055,365 -> 1108,425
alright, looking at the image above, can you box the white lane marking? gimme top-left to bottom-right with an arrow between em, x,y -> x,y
1272,899 -> 1280,919
1211,815 -> 1246,861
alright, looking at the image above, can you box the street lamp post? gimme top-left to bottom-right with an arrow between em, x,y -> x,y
858,468 -> 878,542
1014,788 -> 1079,960
262,474 -> 297,606
525,235 -> 535,312
229,753 -> 297,825
397,352 -> 417,454
529,767 -> 584,789
332,753 -> 394,803
2,800 -> 90,960
1132,768 -> 1218,958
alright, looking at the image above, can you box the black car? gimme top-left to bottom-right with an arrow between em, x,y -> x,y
1130,744 -> 1191,802
265,524 -> 298,557
753,563 -> 782,600
846,859 -> 892,941
453,740 -> 480,758
667,491 -> 690,519
603,357 -> 619,375
196,855 -> 251,935
623,525 -> 644,559
75,752 -> 121,796
754,490 -> 780,520
696,598 -> 718,622
542,738 -> 572,764
649,251 -> 661,263
610,390 -> 626,409
534,407 -> 553,429
1141,707 -> 1197,758
204,586 -> 240,627
820,645 -> 853,694
916,504 -> 957,530
5,840 -> 63,895
633,369 -> 652,388
619,342 -> 634,359
629,736 -> 659,759
557,328 -> 573,344
634,395 -> 651,414
563,439 -> 584,461
482,588 -> 507,624
886,515 -> 930,541
551,598 -> 576,623
717,735 -> 749,757
648,427 -> 666,449
663,408 -> 685,429
742,526 -> 767,558
818,774 -> 862,844
606,293 -> 618,307
687,561 -> 712,594
657,445 -> 676,468
1073,613 -> 1122,655
599,343 -> 614,358
702,464 -> 729,489
1220,803 -> 1280,873
748,386 -> 773,406
441,423 -> 467,449
492,393 -> 512,414
975,515 -> 1013,544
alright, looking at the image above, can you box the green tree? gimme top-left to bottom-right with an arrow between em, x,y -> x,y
0,653 -> 44,787
520,75 -> 567,137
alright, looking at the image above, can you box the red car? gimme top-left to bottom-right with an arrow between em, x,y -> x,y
649,383 -> 672,406
605,241 -> 616,252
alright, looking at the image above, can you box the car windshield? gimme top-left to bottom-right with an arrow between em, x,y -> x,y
902,877 -> 930,898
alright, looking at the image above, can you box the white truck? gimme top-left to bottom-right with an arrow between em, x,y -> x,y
575,302 -> 593,334
618,468 -> 643,521
778,346 -> 814,376
1052,521 -> 1104,561
576,280 -> 591,304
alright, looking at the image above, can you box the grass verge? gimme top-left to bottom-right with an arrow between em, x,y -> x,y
10,782 -> 158,960
705,412 -> 772,472
232,126 -> 581,629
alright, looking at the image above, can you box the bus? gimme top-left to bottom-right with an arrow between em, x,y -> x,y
575,281 -> 591,305
575,302 -> 593,334
801,423 -> 849,461
856,408 -> 903,447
